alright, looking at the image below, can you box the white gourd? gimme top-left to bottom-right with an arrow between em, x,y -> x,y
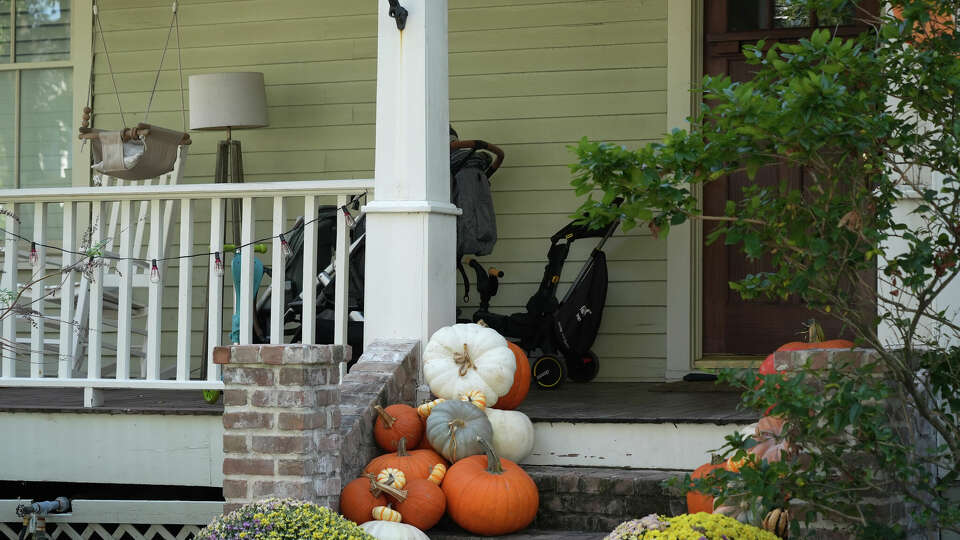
360,520 -> 431,540
484,408 -> 536,463
423,324 -> 516,407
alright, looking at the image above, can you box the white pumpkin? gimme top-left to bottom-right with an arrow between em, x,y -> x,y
360,520 -> 431,540
423,324 -> 516,407
484,408 -> 536,463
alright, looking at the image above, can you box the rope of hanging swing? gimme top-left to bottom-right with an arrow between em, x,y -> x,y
86,0 -> 187,132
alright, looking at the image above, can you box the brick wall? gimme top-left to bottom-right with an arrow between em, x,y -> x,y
216,339 -> 418,512
773,348 -> 938,540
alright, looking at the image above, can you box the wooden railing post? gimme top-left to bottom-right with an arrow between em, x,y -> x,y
1,203 -> 18,378
58,202 -> 76,378
176,198 -> 194,380
270,197 -> 286,345
30,203 -> 47,378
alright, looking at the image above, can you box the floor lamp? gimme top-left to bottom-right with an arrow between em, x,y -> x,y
189,72 -> 269,379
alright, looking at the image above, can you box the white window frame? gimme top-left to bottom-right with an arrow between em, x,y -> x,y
0,0 -> 92,189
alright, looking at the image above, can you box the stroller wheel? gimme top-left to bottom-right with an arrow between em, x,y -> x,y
566,350 -> 600,383
532,355 -> 565,389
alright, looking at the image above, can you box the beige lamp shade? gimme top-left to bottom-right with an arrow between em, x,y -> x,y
189,72 -> 269,130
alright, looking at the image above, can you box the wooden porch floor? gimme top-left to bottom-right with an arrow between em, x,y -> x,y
0,382 -> 757,424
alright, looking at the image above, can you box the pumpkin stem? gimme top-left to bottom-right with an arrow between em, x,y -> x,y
374,405 -> 396,429
396,437 -> 409,457
476,319 -> 489,328
805,319 -> 825,343
709,453 -> 724,466
364,473 -> 408,503
447,419 -> 464,461
453,343 -> 475,376
476,436 -> 504,475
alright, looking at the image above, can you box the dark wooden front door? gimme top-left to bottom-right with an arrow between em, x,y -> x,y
702,0 -> 877,356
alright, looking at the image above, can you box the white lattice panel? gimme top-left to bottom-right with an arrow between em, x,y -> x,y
2,523 -> 202,540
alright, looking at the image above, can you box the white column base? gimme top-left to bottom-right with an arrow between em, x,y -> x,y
362,201 -> 460,385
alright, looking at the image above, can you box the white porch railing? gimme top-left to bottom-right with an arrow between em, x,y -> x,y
0,180 -> 371,406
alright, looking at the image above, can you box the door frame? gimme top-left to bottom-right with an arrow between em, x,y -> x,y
665,0 -> 704,378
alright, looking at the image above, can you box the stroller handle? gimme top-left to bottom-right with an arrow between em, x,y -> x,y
450,140 -> 505,178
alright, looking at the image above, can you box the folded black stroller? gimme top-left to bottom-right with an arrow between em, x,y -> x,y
467,214 -> 620,389
250,129 -> 504,365
252,201 -> 367,360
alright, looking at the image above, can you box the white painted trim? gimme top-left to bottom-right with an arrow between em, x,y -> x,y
665,0 -> 699,379
524,420 -> 753,470
362,200 -> 462,216
0,179 -> 373,203
0,378 -> 224,390
0,500 -> 223,526
0,412 -> 223,487
72,0 -> 94,188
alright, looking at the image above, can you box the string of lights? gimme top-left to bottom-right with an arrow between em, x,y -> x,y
0,197 -> 365,284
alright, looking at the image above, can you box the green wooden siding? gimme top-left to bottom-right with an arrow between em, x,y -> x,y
91,0 -> 668,382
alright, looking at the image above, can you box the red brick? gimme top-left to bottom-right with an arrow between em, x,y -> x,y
223,434 -> 248,453
223,457 -> 274,476
223,367 -> 275,386
250,390 -> 278,407
213,346 -> 231,365
252,434 -> 310,454
223,389 -> 247,407
277,389 -> 313,408
278,411 -> 326,430
279,366 -> 328,386
223,479 -> 248,498
278,458 -> 314,476
252,480 -> 311,499
223,411 -> 275,430
259,345 -> 285,365
230,346 -> 260,364
223,503 -> 243,514
314,388 -> 339,406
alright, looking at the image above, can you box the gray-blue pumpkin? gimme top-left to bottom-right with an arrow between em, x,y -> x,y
425,399 -> 493,462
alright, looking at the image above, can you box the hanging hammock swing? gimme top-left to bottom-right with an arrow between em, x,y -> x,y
78,0 -> 191,181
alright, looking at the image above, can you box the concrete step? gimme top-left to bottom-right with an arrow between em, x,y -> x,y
524,466 -> 687,533
430,530 -> 603,539
516,383 -> 757,470
427,467 -> 686,537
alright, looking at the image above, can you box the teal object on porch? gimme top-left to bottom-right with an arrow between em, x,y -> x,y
230,253 -> 266,343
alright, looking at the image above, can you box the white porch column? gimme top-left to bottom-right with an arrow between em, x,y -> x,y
363,1 -> 458,368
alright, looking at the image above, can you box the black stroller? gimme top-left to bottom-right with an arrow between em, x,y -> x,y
249,132 -> 505,365
466,214 -> 620,389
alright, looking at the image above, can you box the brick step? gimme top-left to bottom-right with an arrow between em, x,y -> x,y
524,466 -> 687,533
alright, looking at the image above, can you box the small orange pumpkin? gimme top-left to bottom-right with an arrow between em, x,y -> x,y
364,437 -> 447,482
442,437 -> 539,536
459,390 -> 487,410
376,467 -> 407,490
374,404 -> 424,452
340,474 -> 407,525
686,454 -> 727,514
427,463 -> 446,485
492,342 -> 531,410
371,505 -> 402,522
394,478 -> 447,531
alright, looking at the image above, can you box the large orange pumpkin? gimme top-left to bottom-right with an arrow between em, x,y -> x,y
492,342 -> 531,410
414,416 -> 434,450
393,478 -> 446,531
374,404 -> 424,452
340,474 -> 406,525
686,455 -> 727,514
442,437 -> 539,536
364,437 -> 447,482
758,321 -> 854,376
